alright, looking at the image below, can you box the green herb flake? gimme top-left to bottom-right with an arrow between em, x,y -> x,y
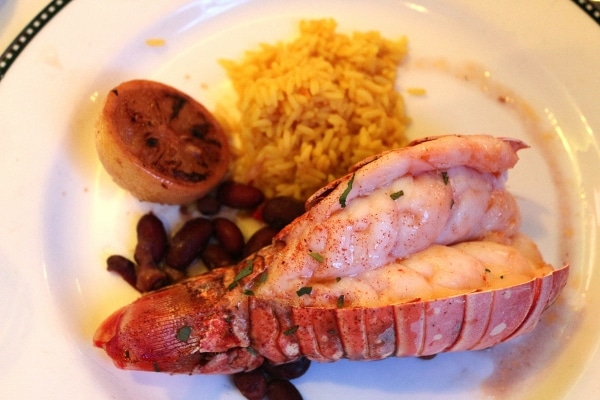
228,259 -> 254,291
176,325 -> 191,342
485,268 -> 491,273
337,294 -> 345,308
243,289 -> 255,296
335,277 -> 341,283
339,173 -> 356,208
283,325 -> 299,336
246,346 -> 258,355
390,190 -> 404,200
258,272 -> 268,283
309,251 -> 324,263
442,171 -> 449,185
500,275 -> 505,279
296,286 -> 313,296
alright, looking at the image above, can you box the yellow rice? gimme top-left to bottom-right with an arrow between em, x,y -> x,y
218,19 -> 410,200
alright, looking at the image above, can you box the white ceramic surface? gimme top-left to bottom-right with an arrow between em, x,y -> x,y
0,1 -> 599,399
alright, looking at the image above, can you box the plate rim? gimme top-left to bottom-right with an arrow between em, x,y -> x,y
1,1 -> 599,399
0,0 -> 72,81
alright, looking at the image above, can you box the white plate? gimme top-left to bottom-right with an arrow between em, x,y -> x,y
0,0 -> 599,399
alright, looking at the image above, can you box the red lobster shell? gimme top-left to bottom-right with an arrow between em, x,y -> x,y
94,249 -> 568,374
94,135 -> 569,374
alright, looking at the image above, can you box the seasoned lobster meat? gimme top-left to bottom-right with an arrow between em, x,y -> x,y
94,134 -> 568,374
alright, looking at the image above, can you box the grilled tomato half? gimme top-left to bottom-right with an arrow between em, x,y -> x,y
96,79 -> 230,204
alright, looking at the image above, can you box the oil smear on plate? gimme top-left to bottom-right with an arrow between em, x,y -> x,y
402,58 -> 582,398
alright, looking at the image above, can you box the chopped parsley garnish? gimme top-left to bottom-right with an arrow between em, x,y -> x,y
337,295 -> 345,308
309,251 -> 324,263
390,190 -> 404,200
246,347 -> 257,355
442,171 -> 449,185
485,268 -> 491,273
243,289 -> 255,296
296,286 -> 313,296
339,173 -> 355,208
258,272 -> 268,283
284,325 -> 299,336
228,259 -> 254,290
176,326 -> 191,342
335,277 -> 341,283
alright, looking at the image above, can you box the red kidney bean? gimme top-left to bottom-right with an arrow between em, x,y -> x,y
134,248 -> 167,292
266,378 -> 303,400
166,217 -> 213,270
196,194 -> 221,215
136,212 -> 168,263
106,255 -> 137,288
163,265 -> 186,284
201,243 -> 235,269
243,226 -> 278,257
232,369 -> 268,400
261,196 -> 305,230
262,357 -> 311,380
213,217 -> 245,256
218,181 -> 265,209
135,264 -> 167,292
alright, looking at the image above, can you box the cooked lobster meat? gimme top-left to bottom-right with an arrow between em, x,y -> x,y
94,134 -> 568,374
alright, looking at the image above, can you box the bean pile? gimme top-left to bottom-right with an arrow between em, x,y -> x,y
106,180 -> 305,293
233,357 -> 310,400
104,180 -> 309,400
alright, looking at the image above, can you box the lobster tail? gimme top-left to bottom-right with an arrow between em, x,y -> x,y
94,135 -> 570,375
